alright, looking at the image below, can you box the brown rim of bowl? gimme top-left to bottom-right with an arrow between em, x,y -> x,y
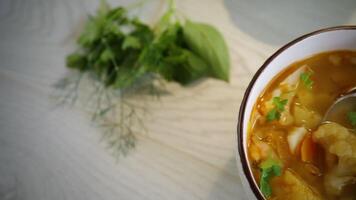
237,25 -> 356,200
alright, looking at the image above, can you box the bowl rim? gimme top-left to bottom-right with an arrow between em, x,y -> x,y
236,25 -> 356,200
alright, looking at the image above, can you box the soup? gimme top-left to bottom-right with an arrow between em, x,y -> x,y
247,50 -> 356,199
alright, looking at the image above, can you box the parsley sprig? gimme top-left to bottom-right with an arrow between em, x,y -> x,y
300,71 -> 314,89
266,97 -> 288,122
259,157 -> 282,198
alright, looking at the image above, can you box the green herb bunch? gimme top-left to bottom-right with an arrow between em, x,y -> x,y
67,0 -> 230,89
62,0 -> 230,157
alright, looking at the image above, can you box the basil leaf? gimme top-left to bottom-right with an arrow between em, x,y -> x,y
171,50 -> 209,84
183,20 -> 230,81
185,51 -> 209,77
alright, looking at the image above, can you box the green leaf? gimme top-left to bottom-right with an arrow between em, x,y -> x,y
185,51 -> 209,77
347,111 -> 356,127
300,71 -> 314,89
266,108 -> 280,122
155,10 -> 173,35
260,157 -> 281,170
259,157 -> 282,198
77,3 -> 113,47
100,48 -> 115,63
130,22 -> 154,46
139,23 -> 181,70
139,44 -> 163,69
155,0 -> 176,35
77,18 -> 102,47
260,177 -> 272,198
157,23 -> 181,47
266,97 -> 288,122
122,36 -> 141,50
66,53 -> 87,71
77,6 -> 127,48
272,97 -> 288,112
106,7 -> 126,21
170,50 -> 209,84
183,20 -> 230,81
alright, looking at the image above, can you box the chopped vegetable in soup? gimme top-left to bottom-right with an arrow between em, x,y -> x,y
247,50 -> 356,199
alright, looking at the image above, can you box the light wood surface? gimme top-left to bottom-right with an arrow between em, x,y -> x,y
0,0 -> 355,200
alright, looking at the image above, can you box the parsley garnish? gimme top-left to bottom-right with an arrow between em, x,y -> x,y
266,97 -> 288,121
266,108 -> 280,122
259,157 -> 282,198
300,71 -> 314,89
347,111 -> 356,127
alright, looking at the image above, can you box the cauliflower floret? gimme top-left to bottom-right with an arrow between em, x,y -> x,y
293,104 -> 322,130
313,122 -> 356,196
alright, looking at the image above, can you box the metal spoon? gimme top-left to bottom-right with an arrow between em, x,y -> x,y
323,87 -> 356,128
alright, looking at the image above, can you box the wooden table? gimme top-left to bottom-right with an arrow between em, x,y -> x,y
0,0 -> 355,199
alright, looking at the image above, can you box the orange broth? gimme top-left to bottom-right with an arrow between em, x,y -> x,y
247,50 -> 356,199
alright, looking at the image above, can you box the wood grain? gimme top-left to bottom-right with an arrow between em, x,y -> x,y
0,0 -> 355,200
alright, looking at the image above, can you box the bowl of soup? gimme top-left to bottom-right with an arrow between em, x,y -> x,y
237,26 -> 356,200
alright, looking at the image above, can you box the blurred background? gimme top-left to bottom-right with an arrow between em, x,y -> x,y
225,0 -> 356,45
0,0 -> 355,200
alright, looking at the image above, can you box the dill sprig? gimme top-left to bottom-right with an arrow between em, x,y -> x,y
52,72 -> 163,157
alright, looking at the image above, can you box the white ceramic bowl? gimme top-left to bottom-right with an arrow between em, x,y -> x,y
236,26 -> 356,200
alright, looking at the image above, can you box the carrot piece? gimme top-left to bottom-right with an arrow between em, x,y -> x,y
301,134 -> 316,163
